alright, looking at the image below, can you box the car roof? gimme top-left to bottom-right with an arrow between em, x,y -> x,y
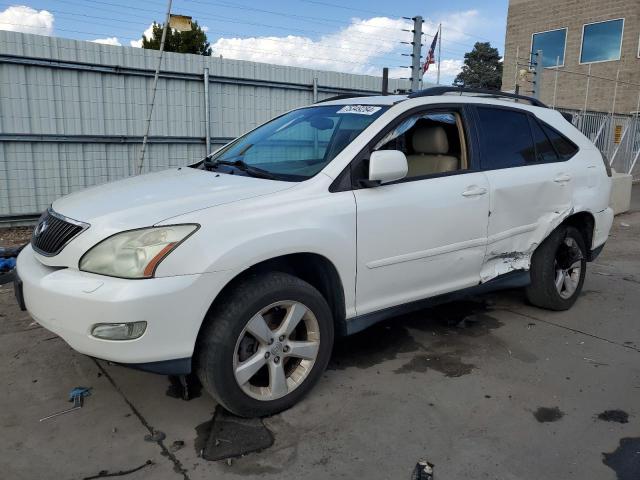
319,88 -> 547,110
319,95 -> 407,106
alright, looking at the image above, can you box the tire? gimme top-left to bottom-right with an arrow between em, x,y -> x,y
525,225 -> 587,311
196,272 -> 334,417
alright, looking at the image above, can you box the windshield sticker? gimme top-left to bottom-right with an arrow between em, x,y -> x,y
337,105 -> 382,115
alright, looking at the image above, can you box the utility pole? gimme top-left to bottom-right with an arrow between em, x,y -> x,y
138,0 -> 173,174
410,16 -> 423,92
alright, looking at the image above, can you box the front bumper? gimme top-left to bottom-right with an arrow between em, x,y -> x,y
16,244 -> 224,366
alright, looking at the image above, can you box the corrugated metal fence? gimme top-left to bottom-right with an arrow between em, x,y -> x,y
0,31 -> 409,220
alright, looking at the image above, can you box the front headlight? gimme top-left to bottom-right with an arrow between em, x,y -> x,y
79,224 -> 198,278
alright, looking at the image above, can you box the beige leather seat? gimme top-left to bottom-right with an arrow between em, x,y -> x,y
406,126 -> 459,177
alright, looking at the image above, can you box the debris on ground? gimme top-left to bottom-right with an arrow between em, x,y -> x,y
40,387 -> 92,422
169,440 -> 185,452
0,244 -> 27,285
0,257 -> 16,272
81,460 -> 153,480
200,406 -> 274,461
597,410 -> 629,424
533,406 -> 565,423
411,460 -> 434,480
620,222 -> 630,228
166,374 -> 202,401
144,430 -> 166,442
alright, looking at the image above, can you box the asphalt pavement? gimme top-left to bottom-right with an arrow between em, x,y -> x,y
1,208 -> 638,480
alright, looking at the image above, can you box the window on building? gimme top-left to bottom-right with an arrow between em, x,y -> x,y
531,28 -> 567,67
580,18 -> 624,63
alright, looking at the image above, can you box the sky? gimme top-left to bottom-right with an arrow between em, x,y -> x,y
0,0 -> 508,85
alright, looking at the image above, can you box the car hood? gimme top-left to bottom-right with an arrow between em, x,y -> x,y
52,167 -> 294,229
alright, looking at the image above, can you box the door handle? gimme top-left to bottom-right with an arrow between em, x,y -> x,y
553,174 -> 572,184
461,186 -> 487,197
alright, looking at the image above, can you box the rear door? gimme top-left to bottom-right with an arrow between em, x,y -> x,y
473,105 -> 577,281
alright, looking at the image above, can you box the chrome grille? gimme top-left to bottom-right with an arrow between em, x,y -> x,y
31,209 -> 89,256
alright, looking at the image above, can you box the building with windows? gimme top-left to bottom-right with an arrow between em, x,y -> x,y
502,0 -> 639,113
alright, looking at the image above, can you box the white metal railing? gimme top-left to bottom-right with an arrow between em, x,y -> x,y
558,108 -> 640,180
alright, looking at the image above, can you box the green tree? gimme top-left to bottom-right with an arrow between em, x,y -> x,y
453,42 -> 503,90
141,20 -> 211,55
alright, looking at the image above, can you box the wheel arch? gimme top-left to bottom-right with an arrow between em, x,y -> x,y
195,252 -> 347,347
560,210 -> 596,260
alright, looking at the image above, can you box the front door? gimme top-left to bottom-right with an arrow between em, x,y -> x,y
353,107 -> 490,316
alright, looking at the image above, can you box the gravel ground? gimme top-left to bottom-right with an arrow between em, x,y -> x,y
0,227 -> 33,248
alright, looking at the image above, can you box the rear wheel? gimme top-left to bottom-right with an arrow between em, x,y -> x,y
196,272 -> 333,417
525,225 -> 587,311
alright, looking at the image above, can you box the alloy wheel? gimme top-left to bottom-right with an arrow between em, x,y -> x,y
232,301 -> 320,401
554,236 -> 583,299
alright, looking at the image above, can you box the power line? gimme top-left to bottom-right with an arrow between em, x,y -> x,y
39,0 -> 415,48
11,6 -> 408,60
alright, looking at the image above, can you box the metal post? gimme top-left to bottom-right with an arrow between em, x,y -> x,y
312,77 -> 318,102
514,45 -> 520,92
382,68 -> 389,95
552,55 -> 559,108
628,90 -> 640,174
583,64 -> 591,114
611,69 -> 620,115
137,0 -> 173,174
532,50 -> 543,99
203,67 -> 211,156
410,16 -> 423,92
436,23 -> 442,85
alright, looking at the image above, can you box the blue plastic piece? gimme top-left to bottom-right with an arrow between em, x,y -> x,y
68,387 -> 92,402
0,257 -> 16,272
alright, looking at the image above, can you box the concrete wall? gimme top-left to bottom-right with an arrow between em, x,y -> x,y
502,0 -> 640,113
0,31 -> 411,218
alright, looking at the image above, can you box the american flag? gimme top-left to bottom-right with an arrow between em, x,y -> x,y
423,30 -> 439,73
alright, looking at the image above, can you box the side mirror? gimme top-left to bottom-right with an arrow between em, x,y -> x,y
367,150 -> 408,185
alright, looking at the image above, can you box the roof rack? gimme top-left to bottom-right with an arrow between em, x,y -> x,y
315,94 -> 372,103
407,86 -> 548,108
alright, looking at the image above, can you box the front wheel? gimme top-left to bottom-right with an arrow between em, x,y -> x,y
196,272 -> 334,417
526,225 -> 587,310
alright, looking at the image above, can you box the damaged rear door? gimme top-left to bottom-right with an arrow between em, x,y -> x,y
473,106 -> 575,282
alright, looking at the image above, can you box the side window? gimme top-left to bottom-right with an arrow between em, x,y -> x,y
373,110 -> 468,179
529,117 -> 559,163
540,123 -> 579,160
476,107 -> 535,168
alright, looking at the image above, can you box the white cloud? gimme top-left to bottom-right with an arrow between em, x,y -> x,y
424,10 -> 480,45
0,5 -> 54,35
211,16 -> 413,75
130,23 -> 155,48
423,59 -> 464,84
93,36 -> 121,46
209,11 -> 481,80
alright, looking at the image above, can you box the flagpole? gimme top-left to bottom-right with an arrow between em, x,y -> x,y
436,23 -> 442,85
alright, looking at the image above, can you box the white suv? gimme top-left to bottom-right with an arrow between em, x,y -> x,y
15,88 -> 613,417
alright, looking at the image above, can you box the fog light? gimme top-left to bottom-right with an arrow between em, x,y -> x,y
91,322 -> 147,340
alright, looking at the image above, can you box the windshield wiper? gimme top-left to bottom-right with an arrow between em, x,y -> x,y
205,158 -> 277,180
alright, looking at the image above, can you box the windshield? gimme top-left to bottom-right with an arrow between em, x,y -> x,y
202,104 -> 388,181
